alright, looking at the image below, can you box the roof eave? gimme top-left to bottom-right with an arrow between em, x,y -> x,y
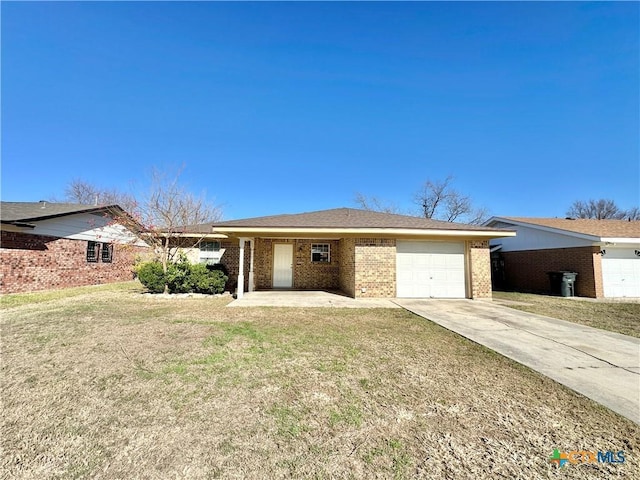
1,221 -> 36,228
600,237 -> 640,244
156,232 -> 228,239
487,216 -> 601,242
211,226 -> 516,239
4,205 -> 126,224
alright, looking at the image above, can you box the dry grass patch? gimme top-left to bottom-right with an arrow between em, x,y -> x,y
1,282 -> 638,479
493,291 -> 640,338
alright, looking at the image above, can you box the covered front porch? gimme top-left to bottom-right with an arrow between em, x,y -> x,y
233,237 -> 346,299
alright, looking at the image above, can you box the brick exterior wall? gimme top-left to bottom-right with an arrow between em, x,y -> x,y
591,249 -> 604,299
251,238 -> 340,290
253,238 -> 279,290
467,240 -> 492,299
0,231 -> 145,294
217,240 -> 250,293
500,246 -> 602,298
353,238 -> 396,298
339,238 -> 356,297
294,240 -> 340,289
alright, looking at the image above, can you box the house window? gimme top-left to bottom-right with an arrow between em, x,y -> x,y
199,241 -> 222,264
311,244 -> 330,263
200,241 -> 221,252
101,243 -> 113,263
87,241 -> 100,263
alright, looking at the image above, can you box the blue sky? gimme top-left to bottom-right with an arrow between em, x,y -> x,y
2,2 -> 638,220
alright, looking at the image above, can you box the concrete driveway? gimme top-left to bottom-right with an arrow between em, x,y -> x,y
394,299 -> 640,425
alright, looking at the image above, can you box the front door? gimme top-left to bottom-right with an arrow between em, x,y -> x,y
273,243 -> 293,288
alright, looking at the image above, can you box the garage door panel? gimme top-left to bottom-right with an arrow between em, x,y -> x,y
396,241 -> 466,298
430,284 -> 465,299
416,271 -> 430,282
602,249 -> 640,298
431,256 -> 447,268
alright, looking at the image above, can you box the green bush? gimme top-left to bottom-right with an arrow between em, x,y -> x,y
206,263 -> 229,276
190,263 -> 228,294
136,257 -> 228,295
136,262 -> 167,293
166,256 -> 193,293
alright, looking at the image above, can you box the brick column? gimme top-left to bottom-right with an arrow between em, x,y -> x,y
468,240 -> 492,299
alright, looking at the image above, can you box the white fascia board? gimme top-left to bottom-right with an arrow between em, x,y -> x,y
488,217 -> 600,242
211,227 -> 516,238
175,232 -> 227,239
155,232 -> 228,239
600,238 -> 640,244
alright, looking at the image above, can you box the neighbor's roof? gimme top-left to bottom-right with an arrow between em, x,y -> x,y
0,201 -> 136,230
0,201 -> 125,224
494,216 -> 640,239
212,208 -> 511,235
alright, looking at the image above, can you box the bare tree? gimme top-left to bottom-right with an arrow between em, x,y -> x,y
626,206 -> 640,221
465,206 -> 491,226
136,168 -> 222,282
566,199 -> 628,220
354,192 -> 402,214
413,176 -> 488,224
63,169 -> 222,293
64,179 -> 138,213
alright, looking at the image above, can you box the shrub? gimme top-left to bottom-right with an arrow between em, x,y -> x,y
136,257 -> 228,295
190,264 -> 228,294
136,262 -> 167,293
166,256 -> 193,293
206,263 -> 229,276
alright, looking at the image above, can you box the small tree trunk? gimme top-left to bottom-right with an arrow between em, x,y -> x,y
162,236 -> 170,294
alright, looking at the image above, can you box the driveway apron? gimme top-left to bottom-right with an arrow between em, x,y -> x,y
394,299 -> 640,425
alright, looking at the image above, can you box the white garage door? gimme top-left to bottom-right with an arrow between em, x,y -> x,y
602,248 -> 640,298
396,241 -> 466,298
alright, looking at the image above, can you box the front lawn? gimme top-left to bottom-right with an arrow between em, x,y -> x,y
1,282 -> 638,479
493,291 -> 640,338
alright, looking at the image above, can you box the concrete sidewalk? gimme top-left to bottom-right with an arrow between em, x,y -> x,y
228,291 -> 400,308
394,299 -> 640,424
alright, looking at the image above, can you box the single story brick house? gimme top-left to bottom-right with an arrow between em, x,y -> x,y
186,208 -> 515,299
1,201 -> 148,294
485,216 -> 640,298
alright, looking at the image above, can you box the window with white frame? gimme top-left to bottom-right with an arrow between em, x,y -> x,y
311,244 -> 330,263
199,241 -> 222,264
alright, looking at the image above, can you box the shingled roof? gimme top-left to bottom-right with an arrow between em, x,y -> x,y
1,201 -> 124,224
497,217 -> 640,239
212,208 -> 505,232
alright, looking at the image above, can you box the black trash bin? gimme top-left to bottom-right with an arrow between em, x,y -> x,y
547,271 -> 577,297
547,271 -> 562,295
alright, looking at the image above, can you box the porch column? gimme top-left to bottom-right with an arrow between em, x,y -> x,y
248,238 -> 255,292
237,238 -> 246,298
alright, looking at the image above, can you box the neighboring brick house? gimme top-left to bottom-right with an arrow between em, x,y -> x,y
1,202 -> 148,294
485,217 -> 640,298
184,208 -> 515,299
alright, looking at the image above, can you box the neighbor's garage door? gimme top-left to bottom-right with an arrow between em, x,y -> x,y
396,241 -> 466,298
602,248 -> 640,298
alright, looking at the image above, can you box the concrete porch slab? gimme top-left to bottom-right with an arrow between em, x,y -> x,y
227,291 -> 400,308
